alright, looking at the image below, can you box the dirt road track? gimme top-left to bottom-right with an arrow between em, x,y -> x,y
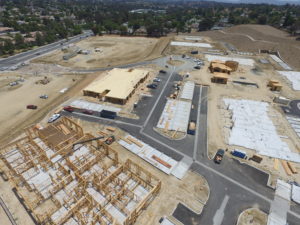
0,73 -> 98,146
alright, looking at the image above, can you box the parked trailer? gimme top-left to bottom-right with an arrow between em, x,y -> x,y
231,149 -> 247,159
100,110 -> 117,119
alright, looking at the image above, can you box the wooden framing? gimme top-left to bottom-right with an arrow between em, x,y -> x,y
0,117 -> 160,225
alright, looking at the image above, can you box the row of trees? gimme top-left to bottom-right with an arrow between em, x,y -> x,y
0,0 -> 300,56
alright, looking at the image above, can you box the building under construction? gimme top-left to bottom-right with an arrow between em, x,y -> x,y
0,117 -> 161,225
83,68 -> 149,105
209,60 -> 239,74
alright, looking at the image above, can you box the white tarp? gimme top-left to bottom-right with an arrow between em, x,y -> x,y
184,36 -> 202,41
180,81 -> 195,100
224,98 -> 300,163
171,41 -> 212,48
118,135 -> 179,175
157,99 -> 192,132
270,55 -> 292,70
277,71 -> 300,91
205,55 -> 255,66
292,184 -> 300,204
276,179 -> 291,201
69,99 -> 121,113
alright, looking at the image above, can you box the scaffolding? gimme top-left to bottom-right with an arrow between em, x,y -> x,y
0,117 -> 161,225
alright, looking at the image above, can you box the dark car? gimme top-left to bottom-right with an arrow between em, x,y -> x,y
63,106 -> 74,112
100,110 -> 117,119
147,83 -> 158,89
27,104 -> 37,109
194,66 -> 201,70
214,149 -> 225,164
159,70 -> 167,74
82,109 -> 93,115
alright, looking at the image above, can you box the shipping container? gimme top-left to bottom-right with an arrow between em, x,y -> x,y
231,149 -> 246,159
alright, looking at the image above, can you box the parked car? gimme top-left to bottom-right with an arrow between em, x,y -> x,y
39,94 -> 48,99
194,66 -> 201,70
63,106 -> 74,112
159,70 -> 167,74
82,109 -> 93,115
27,105 -> 37,109
35,52 -> 41,55
9,81 -> 18,86
153,77 -> 161,82
214,149 -> 225,164
100,110 -> 117,119
147,83 -> 158,89
48,113 -> 61,123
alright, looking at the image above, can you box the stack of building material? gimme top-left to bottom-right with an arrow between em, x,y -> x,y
205,55 -> 255,66
180,81 -> 195,100
157,99 -> 192,132
118,135 -> 178,175
224,98 -> 300,163
171,41 -> 212,48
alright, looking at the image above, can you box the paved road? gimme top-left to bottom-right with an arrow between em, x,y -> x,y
54,56 -> 300,224
0,30 -> 93,69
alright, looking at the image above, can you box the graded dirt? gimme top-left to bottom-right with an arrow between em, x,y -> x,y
33,36 -> 171,69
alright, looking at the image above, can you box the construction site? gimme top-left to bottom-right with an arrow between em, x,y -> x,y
0,117 -> 161,225
1,23 -> 300,225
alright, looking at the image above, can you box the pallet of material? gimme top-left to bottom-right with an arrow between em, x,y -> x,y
287,162 -> 298,174
106,126 -> 116,132
127,137 -> 143,148
274,158 -> 279,171
281,160 -> 292,176
98,131 -> 108,136
120,137 -> 132,145
151,155 -> 172,169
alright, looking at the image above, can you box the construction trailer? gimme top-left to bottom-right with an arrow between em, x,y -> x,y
83,68 -> 149,105
0,117 -> 161,225
211,72 -> 229,84
268,80 -> 282,92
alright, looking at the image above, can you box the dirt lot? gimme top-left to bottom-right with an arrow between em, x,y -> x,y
33,35 -> 171,69
0,70 -> 98,146
198,25 -> 300,70
237,208 -> 267,225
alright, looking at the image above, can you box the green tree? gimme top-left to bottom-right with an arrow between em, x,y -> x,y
120,25 -> 128,35
3,39 -> 14,54
198,17 -> 214,31
36,32 -> 44,46
14,33 -> 25,48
